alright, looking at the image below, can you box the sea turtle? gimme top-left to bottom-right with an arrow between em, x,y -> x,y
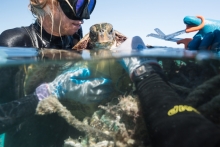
54,23 -> 132,120
71,22 -> 131,96
15,22 -> 130,119
48,23 -> 131,120
73,22 -> 127,51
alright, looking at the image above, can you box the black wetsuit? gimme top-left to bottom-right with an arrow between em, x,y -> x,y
0,21 -> 83,147
135,72 -> 220,147
0,21 -> 81,48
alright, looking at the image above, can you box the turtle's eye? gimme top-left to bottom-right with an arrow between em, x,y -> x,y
109,28 -> 113,34
89,31 -> 97,42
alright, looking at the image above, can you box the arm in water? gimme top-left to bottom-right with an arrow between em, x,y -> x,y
0,65 -> 112,133
117,36 -> 220,147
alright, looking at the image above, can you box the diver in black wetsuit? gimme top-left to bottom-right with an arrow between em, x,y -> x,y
0,0 -> 88,104
0,22 -> 83,104
0,0 -> 97,146
0,21 -> 82,49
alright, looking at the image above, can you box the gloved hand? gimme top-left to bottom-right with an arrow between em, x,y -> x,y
178,16 -> 220,51
35,67 -> 113,104
112,36 -> 161,82
187,29 -> 220,51
184,16 -> 220,38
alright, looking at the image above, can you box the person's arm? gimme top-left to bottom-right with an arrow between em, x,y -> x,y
135,71 -> 220,147
0,94 -> 39,134
116,36 -> 220,147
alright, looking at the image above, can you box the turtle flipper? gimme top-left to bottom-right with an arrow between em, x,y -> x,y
72,33 -> 90,50
114,30 -> 127,47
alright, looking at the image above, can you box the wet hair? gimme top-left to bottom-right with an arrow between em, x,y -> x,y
29,0 -> 62,38
29,0 -> 57,18
29,0 -> 80,38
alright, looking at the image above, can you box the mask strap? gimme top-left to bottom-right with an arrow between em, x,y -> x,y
64,0 -> 76,15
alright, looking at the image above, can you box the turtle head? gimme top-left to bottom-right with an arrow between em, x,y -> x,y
89,23 -> 116,50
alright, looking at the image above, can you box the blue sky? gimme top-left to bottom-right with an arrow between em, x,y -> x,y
1,0 -> 220,48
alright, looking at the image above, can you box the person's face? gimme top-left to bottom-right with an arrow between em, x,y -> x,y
43,2 -> 84,36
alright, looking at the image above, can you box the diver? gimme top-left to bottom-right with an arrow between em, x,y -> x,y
0,0 -> 90,48
0,0 -> 97,103
0,0 -> 100,146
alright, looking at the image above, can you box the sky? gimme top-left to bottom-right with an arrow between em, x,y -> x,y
1,0 -> 220,48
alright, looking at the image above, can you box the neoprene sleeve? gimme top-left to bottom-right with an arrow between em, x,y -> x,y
135,73 -> 220,147
0,95 -> 38,134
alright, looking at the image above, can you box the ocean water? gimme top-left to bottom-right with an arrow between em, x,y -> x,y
0,47 -> 219,147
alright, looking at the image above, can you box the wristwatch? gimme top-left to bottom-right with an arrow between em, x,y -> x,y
132,63 -> 162,83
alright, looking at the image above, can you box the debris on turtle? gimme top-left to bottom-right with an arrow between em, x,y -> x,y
36,95 -> 150,147
34,58 -> 220,147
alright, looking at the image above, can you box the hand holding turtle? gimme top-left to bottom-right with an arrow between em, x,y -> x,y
113,36 -> 161,82
35,67 -> 113,104
188,29 -> 220,51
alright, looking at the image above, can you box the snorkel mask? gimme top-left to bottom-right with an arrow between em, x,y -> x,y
58,0 -> 96,20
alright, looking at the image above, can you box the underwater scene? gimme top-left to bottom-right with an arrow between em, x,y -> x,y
0,46 -> 219,147
2,0 -> 220,146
